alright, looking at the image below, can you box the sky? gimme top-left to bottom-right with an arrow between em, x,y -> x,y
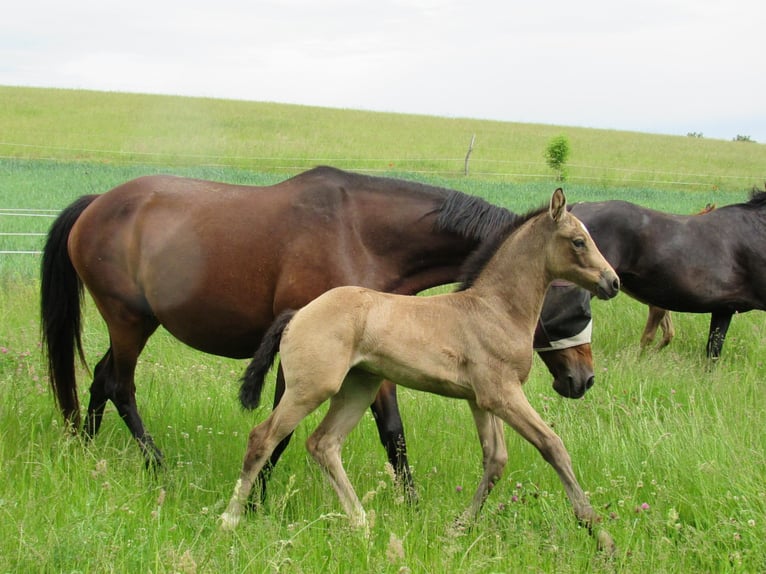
2,0 -> 765,142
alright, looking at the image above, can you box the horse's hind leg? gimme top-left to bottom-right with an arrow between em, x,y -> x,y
370,380 -> 417,502
483,383 -> 615,553
658,310 -> 675,348
641,306 -> 674,350
221,386 -> 331,530
305,372 -> 383,530
252,365 -> 290,504
84,349 -> 114,438
707,311 -> 733,359
89,307 -> 161,466
457,403 -> 507,525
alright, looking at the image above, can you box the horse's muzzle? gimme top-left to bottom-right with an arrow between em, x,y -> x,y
553,374 -> 595,399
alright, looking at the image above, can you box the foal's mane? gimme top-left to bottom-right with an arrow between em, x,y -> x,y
456,204 -> 549,291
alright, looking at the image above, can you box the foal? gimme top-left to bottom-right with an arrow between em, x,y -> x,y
221,189 -> 620,549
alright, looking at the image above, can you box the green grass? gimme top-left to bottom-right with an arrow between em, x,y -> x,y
2,85 -> 765,191
2,278 -> 765,572
1,89 -> 765,571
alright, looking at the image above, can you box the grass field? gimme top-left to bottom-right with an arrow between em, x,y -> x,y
2,85 -> 765,191
1,88 -> 765,572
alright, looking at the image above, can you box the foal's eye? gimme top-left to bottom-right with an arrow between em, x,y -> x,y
573,238 -> 586,249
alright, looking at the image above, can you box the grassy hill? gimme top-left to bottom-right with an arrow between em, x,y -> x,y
1,85 -> 764,192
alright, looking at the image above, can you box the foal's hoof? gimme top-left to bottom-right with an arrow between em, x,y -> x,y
596,529 -> 616,556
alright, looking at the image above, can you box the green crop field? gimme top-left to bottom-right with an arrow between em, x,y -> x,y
0,87 -> 765,573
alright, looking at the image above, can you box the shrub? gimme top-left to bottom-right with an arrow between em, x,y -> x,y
544,135 -> 570,181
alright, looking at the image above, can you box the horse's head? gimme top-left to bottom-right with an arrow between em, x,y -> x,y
547,189 -> 620,301
535,281 -> 595,399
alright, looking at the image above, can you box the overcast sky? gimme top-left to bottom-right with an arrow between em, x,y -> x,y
2,0 -> 764,142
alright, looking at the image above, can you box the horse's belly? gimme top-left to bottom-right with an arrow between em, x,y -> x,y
154,307 -> 266,359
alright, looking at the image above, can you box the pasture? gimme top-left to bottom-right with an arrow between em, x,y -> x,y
0,86 -> 765,571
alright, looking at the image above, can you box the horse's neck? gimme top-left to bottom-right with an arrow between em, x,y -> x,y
365,209 -> 478,294
471,219 -> 551,331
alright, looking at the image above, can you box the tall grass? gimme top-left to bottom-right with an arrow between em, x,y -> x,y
1,158 -> 765,571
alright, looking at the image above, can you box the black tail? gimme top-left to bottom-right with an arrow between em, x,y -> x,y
239,310 -> 297,410
40,195 -> 98,430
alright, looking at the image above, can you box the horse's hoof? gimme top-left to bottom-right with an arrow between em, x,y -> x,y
219,512 -> 241,531
596,529 -> 616,556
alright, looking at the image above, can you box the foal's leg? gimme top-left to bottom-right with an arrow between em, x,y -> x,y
483,383 -> 615,552
306,373 -> 383,530
253,365 -> 290,502
221,387 -> 330,530
370,380 -> 417,502
707,311 -> 733,359
257,372 -> 417,506
459,403 -> 507,524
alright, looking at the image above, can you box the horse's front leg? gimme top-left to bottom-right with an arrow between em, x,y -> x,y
370,380 -> 417,503
483,382 -> 615,554
455,403 -> 507,527
707,311 -> 733,359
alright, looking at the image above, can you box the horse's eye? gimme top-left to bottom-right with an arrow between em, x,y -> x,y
573,238 -> 586,249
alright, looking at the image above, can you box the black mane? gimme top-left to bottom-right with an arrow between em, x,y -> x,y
746,187 -> 766,207
456,204 -> 549,291
435,190 -> 517,241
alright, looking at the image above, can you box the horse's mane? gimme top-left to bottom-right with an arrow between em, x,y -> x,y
434,190 -> 517,241
456,204 -> 548,291
746,185 -> 766,207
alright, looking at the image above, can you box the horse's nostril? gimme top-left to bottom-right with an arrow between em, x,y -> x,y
586,376 -> 595,390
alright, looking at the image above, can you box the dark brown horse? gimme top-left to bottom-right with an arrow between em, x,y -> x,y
573,192 -> 766,358
638,203 -> 716,350
41,166 -> 596,493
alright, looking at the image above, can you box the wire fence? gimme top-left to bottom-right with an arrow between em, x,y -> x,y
1,138 -> 764,256
0,209 -> 58,254
1,140 -> 763,191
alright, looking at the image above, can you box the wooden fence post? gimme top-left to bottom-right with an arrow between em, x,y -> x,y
464,134 -> 476,176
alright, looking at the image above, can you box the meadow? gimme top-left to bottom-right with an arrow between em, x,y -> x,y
1,87 -> 765,572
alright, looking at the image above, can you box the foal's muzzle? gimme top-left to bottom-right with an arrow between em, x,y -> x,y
594,271 -> 620,300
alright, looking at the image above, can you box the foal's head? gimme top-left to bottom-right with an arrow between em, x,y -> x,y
546,189 -> 620,301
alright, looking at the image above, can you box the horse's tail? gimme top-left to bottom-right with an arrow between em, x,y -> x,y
40,195 -> 98,431
239,310 -> 297,410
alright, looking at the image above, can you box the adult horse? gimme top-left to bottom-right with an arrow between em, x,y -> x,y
637,203 -> 716,350
222,189 -> 620,552
41,167 -> 597,491
572,192 -> 766,358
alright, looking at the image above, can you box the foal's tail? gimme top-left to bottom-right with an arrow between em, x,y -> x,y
239,309 -> 297,410
40,195 -> 98,431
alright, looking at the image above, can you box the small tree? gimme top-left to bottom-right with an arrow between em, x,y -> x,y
545,135 -> 570,181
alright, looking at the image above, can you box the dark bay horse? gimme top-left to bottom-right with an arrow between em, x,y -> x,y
41,167 -> 596,489
223,189 -> 620,551
638,203 -> 716,350
573,191 -> 766,358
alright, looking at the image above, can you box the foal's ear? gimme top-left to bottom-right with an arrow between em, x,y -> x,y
549,188 -> 567,222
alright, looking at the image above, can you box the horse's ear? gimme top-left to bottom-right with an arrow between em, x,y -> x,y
549,188 -> 567,222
